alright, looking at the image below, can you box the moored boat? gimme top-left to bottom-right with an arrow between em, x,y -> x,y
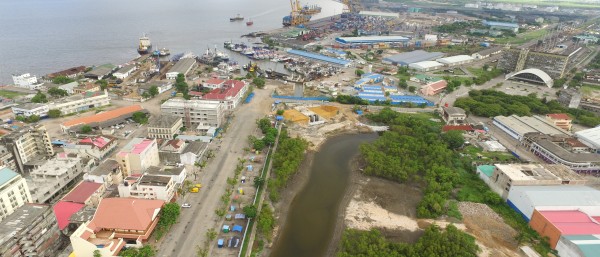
137,34 -> 152,55
230,14 -> 244,22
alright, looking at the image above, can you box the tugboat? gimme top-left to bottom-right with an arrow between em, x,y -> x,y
230,14 -> 244,22
137,34 -> 152,55
152,47 -> 170,57
246,20 -> 253,26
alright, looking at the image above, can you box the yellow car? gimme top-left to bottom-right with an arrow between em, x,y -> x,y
195,184 -> 202,188
190,187 -> 199,193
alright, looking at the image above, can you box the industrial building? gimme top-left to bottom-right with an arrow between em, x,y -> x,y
521,133 -> 600,174
286,49 -> 351,67
84,64 -> 116,80
471,46 -> 503,59
390,95 -> 434,106
530,209 -> 600,255
575,127 -> 600,153
435,55 -> 475,66
61,105 -> 148,132
354,73 -> 384,88
382,50 -> 444,66
112,64 -> 137,80
505,185 -> 600,221
498,48 -> 573,79
492,115 -> 570,140
335,36 -> 410,46
160,98 -> 225,129
166,58 -> 197,80
482,20 -> 519,33
477,163 -> 586,199
408,61 -> 444,71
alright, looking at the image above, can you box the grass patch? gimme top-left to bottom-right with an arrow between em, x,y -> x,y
0,90 -> 25,99
489,0 -> 600,9
495,28 -> 548,44
463,145 -> 517,162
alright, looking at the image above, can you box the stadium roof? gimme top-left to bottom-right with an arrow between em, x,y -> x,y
507,68 -> 554,88
383,50 -> 444,65
335,36 -> 410,45
287,49 -> 351,66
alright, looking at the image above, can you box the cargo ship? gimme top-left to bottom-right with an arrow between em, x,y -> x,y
230,14 -> 244,22
137,34 -> 152,55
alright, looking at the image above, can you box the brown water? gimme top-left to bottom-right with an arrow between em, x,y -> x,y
269,133 -> 377,257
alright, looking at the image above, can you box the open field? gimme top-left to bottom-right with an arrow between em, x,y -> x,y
0,90 -> 25,99
488,0 -> 600,9
495,28 -> 549,44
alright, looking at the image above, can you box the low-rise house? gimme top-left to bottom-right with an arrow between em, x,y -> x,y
546,113 -> 572,131
441,106 -> 466,125
113,64 -> 137,80
138,81 -> 173,96
420,80 -> 447,96
116,138 -> 160,176
0,167 -> 32,222
118,175 -> 176,201
147,115 -> 183,139
70,198 -> 165,256
158,139 -> 208,166
63,135 -> 118,161
53,181 -> 104,231
83,159 -> 123,187
202,78 -> 225,89
0,204 -> 64,257
11,103 -> 49,117
73,83 -> 100,94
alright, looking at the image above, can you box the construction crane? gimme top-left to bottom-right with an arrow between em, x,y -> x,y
282,0 -> 312,27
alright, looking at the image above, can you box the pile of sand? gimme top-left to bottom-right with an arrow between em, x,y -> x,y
345,196 -> 419,231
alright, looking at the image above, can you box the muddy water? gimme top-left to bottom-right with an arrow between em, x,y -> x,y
270,133 -> 378,257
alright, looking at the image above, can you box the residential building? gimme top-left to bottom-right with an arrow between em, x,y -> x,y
11,103 -> 49,117
116,138 -> 160,176
138,81 -> 172,96
506,185 -> 600,221
161,98 -> 225,129
118,175 -> 175,201
61,105 -> 147,133
83,64 -> 116,80
166,58 -> 196,80
58,81 -> 79,94
158,139 -> 208,166
113,64 -> 137,80
70,198 -> 165,256
194,80 -> 249,110
48,90 -> 109,116
146,166 -> 187,185
478,163 -> 586,199
73,83 -> 100,94
27,156 -> 93,204
84,159 -> 123,187
546,113 -> 572,131
492,115 -> 570,141
63,135 -> 118,161
521,133 -> 600,174
12,73 -> 40,89
45,66 -> 86,80
0,204 -> 63,257
202,78 -> 225,89
0,124 -> 54,174
0,167 -> 32,222
575,126 -> 600,153
420,80 -> 447,96
441,106 -> 466,125
147,115 -> 183,139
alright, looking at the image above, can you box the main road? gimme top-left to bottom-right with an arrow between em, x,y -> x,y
155,86 -> 273,257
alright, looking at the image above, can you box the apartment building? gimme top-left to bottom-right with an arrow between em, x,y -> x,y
0,204 -> 63,257
116,138 -> 160,176
161,98 -> 224,129
48,89 -> 110,115
27,156 -> 93,204
63,135 -> 118,161
0,124 -> 54,174
11,103 -> 49,117
0,167 -> 32,222
118,175 -> 175,201
83,159 -> 123,187
147,115 -> 183,139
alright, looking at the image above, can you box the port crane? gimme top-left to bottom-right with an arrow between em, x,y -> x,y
282,0 -> 312,27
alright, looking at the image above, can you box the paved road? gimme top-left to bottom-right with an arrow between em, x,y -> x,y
155,87 -> 273,257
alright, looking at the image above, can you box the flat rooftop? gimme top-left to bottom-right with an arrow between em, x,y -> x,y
494,163 -> 585,182
494,115 -> 571,137
0,204 -> 49,241
138,175 -> 171,186
383,50 -> 444,65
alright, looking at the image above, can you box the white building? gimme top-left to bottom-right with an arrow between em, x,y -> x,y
116,138 -> 160,176
408,61 -> 444,71
58,81 -> 79,94
113,64 -> 137,79
575,127 -> 600,153
48,89 -> 110,115
436,55 -> 475,66
0,167 -> 32,222
147,115 -> 183,139
27,156 -> 93,204
0,124 -> 54,174
146,166 -> 187,185
83,159 -> 123,187
118,175 -> 176,201
166,58 -> 197,80
12,73 -> 40,89
161,98 -> 225,129
63,136 -> 118,161
11,103 -> 49,117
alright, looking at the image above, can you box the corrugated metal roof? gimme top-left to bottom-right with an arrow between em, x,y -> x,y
575,127 -> 600,149
510,185 -> 600,207
287,49 -> 351,66
409,61 -> 444,69
383,50 -> 444,65
436,55 -> 474,64
0,167 -> 18,186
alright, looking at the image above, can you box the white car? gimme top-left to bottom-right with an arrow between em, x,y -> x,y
181,203 -> 191,208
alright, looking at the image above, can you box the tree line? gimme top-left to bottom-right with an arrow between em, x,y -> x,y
268,128 -> 308,202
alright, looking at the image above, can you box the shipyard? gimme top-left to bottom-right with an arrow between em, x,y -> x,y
2,0 -> 600,257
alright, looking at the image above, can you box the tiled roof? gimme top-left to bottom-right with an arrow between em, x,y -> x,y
62,105 -> 144,128
202,80 -> 246,100
90,198 -> 164,231
53,201 -> 85,230
546,113 -> 571,120
62,181 -> 102,203
426,80 -> 447,90
79,136 -> 115,149
540,210 -> 600,235
205,78 -> 225,85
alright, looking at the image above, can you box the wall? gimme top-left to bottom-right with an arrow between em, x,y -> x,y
529,210 -> 561,248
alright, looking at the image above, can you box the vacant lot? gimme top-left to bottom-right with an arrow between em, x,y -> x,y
0,90 -> 25,99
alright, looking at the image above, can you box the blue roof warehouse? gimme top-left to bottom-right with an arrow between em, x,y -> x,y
286,49 -> 352,67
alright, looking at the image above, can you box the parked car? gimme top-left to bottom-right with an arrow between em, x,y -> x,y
182,203 -> 191,208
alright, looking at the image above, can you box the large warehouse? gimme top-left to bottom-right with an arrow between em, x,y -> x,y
409,61 -> 444,71
575,126 -> 600,153
492,115 -> 571,140
382,50 -> 444,66
436,55 -> 475,66
335,36 -> 410,46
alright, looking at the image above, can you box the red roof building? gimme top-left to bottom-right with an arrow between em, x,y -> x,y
420,80 -> 447,96
530,210 -> 600,249
194,80 -> 248,109
53,201 -> 85,230
90,198 -> 164,239
203,78 -> 225,89
546,113 -> 572,131
61,181 -> 104,204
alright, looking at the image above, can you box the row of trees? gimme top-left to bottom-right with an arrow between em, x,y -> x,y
153,202 -> 181,240
248,118 -> 278,151
338,225 -> 478,257
268,128 -> 308,202
454,89 -> 600,127
360,109 -> 465,218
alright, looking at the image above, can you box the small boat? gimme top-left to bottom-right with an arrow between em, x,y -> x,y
230,14 -> 244,22
152,47 -> 170,56
246,20 -> 253,26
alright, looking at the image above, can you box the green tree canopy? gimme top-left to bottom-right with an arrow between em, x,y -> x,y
80,125 -> 92,133
48,109 -> 61,118
52,75 -> 74,85
441,130 -> 464,150
253,77 -> 265,89
243,205 -> 258,219
31,91 -> 48,103
48,87 -> 69,97
132,112 -> 148,124
149,85 -> 159,97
